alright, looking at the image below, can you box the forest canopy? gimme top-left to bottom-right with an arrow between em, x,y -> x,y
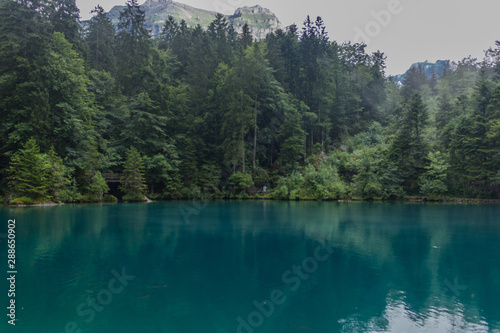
1,0 -> 499,203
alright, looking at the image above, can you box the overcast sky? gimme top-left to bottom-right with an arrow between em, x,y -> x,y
76,0 -> 500,75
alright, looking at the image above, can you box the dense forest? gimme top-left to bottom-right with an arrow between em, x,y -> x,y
1,0 -> 499,204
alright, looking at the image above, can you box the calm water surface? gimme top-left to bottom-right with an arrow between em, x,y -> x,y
0,201 -> 499,333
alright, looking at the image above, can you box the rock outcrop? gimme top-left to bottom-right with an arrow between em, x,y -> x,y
228,5 -> 283,40
105,1 -> 283,40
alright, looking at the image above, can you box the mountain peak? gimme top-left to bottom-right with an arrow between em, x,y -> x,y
229,4 -> 282,39
234,5 -> 271,15
104,1 -> 282,40
143,0 -> 173,4
392,60 -> 450,85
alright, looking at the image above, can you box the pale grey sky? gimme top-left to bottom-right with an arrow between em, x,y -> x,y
76,0 -> 500,75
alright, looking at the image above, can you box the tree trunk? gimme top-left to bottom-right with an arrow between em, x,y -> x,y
242,132 -> 246,174
311,129 -> 313,152
253,101 -> 257,170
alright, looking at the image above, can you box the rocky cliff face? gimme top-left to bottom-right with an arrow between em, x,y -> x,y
228,5 -> 283,40
106,1 -> 282,40
393,60 -> 450,85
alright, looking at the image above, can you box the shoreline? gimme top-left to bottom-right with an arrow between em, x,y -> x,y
4,196 -> 500,208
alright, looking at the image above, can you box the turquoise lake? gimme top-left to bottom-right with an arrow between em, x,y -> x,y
1,201 -> 500,333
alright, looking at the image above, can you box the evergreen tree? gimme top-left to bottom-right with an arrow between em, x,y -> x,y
159,16 -> 180,50
86,69 -> 122,171
448,71 -> 497,196
120,146 -> 147,201
143,153 -> 177,196
78,146 -> 110,202
86,5 -> 116,72
0,0 -> 52,169
115,0 -> 151,95
159,17 -> 190,72
420,151 -> 449,199
390,93 -> 429,192
44,32 -> 96,163
120,92 -> 170,156
298,16 -> 330,147
8,138 -> 50,201
0,19 -> 95,170
401,65 -> 428,101
1,5 -> 499,200
84,171 -> 109,202
45,147 -> 77,202
485,40 -> 500,78
49,0 -> 82,50
208,13 -> 235,64
278,97 -> 306,168
240,23 -> 253,49
436,87 -> 454,131
220,70 -> 253,172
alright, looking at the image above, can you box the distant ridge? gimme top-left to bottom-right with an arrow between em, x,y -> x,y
105,0 -> 283,40
393,60 -> 450,85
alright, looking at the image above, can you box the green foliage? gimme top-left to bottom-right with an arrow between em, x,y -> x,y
120,147 -> 147,201
103,194 -> 119,203
178,186 -> 202,200
229,172 -> 254,194
1,3 -> 499,201
420,151 -> 449,195
45,148 -> 74,202
83,171 -> 109,202
279,97 -> 306,169
8,139 -> 50,201
271,171 -> 305,200
0,25 -> 95,168
122,193 -> 146,202
7,138 -> 77,203
10,196 -> 37,205
302,164 -> 347,200
86,5 -> 116,72
350,147 -> 398,200
115,0 -> 152,96
143,153 -> 176,195
59,178 -> 81,203
390,93 -> 429,193
199,164 -> 222,196
272,181 -> 289,200
252,168 -> 270,189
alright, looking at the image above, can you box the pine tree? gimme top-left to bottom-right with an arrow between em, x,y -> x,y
85,171 -> 109,202
1,23 -> 96,170
115,0 -> 151,95
401,65 -> 428,101
448,71 -> 498,195
120,146 -> 147,201
45,147 -> 76,202
159,16 -> 180,50
390,93 -> 429,192
49,0 -> 82,50
278,96 -> 306,168
420,151 -> 449,199
0,0 -> 52,168
8,138 -> 50,201
86,5 -> 116,72
240,23 -> 253,49
208,13 -> 236,64
120,92 -> 170,156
